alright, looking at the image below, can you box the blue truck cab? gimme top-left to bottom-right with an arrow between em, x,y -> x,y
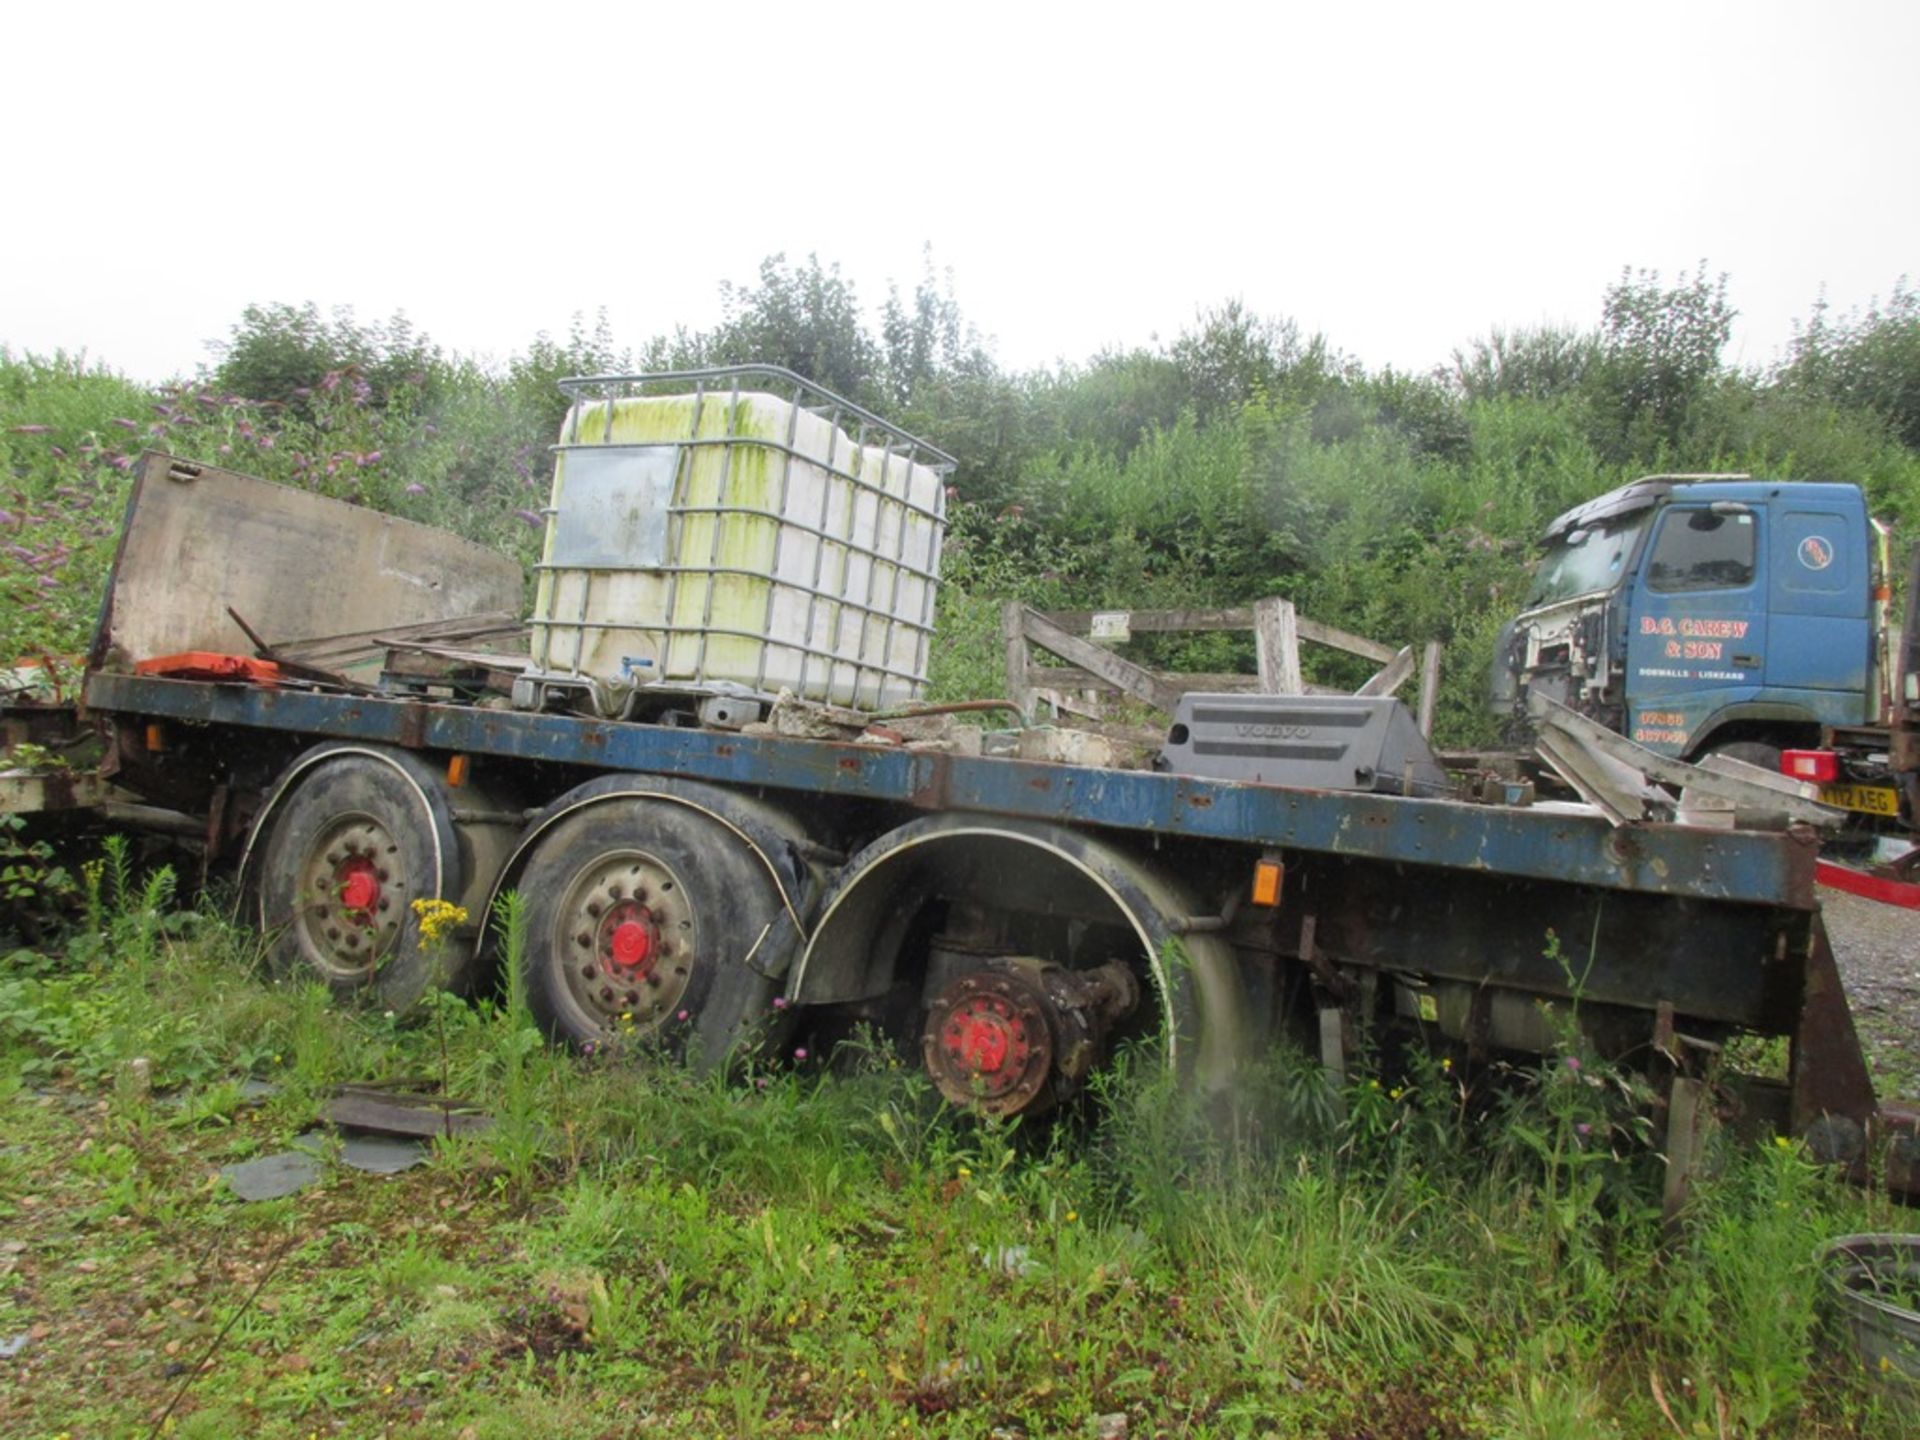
1495,475 -> 1887,767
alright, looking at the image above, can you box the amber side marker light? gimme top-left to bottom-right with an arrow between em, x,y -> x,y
446,754 -> 470,788
144,722 -> 165,753
1250,858 -> 1284,907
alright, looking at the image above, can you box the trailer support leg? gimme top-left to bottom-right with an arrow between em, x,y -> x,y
1318,1006 -> 1348,1119
1789,914 -> 1876,1155
1662,1076 -> 1709,1229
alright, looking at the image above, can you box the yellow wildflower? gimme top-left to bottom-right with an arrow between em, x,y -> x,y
411,898 -> 470,948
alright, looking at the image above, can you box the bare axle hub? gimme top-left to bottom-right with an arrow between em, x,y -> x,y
921,959 -> 1140,1117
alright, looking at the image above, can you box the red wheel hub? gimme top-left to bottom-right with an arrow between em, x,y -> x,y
336,856 -> 380,915
601,901 -> 659,977
947,1004 -> 1016,1074
922,973 -> 1054,1116
610,919 -> 653,969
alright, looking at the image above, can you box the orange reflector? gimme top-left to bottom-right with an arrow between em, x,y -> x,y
1875,584 -> 1893,602
1251,859 -> 1284,907
446,754 -> 470,788
144,722 -> 165,752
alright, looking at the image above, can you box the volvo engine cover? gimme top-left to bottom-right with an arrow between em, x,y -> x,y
1158,693 -> 1450,794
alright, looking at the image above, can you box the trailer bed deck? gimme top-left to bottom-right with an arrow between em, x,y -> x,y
85,671 -> 1817,910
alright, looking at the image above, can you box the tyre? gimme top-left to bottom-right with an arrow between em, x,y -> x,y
516,799 -> 792,1068
256,748 -> 471,1009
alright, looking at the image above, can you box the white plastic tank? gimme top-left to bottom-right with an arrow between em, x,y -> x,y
526,368 -> 952,713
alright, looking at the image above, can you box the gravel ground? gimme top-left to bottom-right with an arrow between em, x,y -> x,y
1824,887 -> 1920,1095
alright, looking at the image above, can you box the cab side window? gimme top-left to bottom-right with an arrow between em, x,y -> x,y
1646,508 -> 1755,593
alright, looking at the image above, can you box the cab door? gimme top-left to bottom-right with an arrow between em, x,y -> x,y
1623,503 -> 1765,755
1767,504 -> 1871,717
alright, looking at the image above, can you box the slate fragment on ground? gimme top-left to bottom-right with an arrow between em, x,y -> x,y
339,1133 -> 428,1174
219,1149 -> 325,1202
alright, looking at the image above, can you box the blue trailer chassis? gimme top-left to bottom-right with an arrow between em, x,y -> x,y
84,671 -> 1817,912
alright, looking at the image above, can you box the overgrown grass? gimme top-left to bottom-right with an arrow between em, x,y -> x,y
2,857 -> 1916,1437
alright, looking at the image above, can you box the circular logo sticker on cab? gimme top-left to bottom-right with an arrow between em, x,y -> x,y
1797,535 -> 1834,571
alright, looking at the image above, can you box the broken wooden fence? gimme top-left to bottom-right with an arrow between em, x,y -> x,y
1001,598 -> 1444,736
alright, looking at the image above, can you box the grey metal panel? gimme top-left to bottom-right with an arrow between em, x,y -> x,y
92,454 -> 525,680
1159,693 -> 1450,794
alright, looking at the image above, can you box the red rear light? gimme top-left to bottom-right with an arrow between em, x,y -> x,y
1782,749 -> 1839,783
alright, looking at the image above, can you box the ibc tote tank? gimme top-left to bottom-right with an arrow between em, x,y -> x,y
524,367 -> 953,715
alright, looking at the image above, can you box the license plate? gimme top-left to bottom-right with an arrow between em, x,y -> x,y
1819,783 -> 1901,817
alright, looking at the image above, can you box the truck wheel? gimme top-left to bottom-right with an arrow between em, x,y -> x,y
515,801 -> 788,1067
257,751 -> 468,1009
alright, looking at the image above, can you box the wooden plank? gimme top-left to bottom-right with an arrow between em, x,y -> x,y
1034,602 -> 1399,664
1356,646 -> 1415,697
1028,666 -> 1341,697
1038,606 -> 1255,634
1020,608 -> 1183,714
1295,617 -> 1399,665
1417,640 -> 1443,737
1001,600 -> 1031,719
1254,596 -> 1303,696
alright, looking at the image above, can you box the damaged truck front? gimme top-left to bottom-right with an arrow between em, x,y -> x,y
1494,473 -> 1919,831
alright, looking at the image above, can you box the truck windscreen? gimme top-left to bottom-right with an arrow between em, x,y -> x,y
1525,514 -> 1647,607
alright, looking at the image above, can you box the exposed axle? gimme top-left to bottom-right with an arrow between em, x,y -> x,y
921,958 -> 1140,1117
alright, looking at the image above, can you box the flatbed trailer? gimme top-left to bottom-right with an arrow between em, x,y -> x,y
78,668 -> 1881,1167
9,396 -> 1905,1191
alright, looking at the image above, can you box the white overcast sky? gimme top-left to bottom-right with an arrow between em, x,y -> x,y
2,1 -> 1914,384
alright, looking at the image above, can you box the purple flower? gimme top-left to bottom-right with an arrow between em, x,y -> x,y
1576,1122 -> 1592,1137
110,417 -> 139,430
405,483 -> 427,496
105,455 -> 132,472
48,446 -> 65,459
196,393 -> 220,407
514,508 -> 544,529
676,1009 -> 690,1022
793,1047 -> 809,1061
0,509 -> 15,527
9,424 -> 51,435
1564,1056 -> 1581,1073
360,450 -> 382,466
771,996 -> 788,1010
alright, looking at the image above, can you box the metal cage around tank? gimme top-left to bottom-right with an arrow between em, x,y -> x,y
525,366 -> 956,714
